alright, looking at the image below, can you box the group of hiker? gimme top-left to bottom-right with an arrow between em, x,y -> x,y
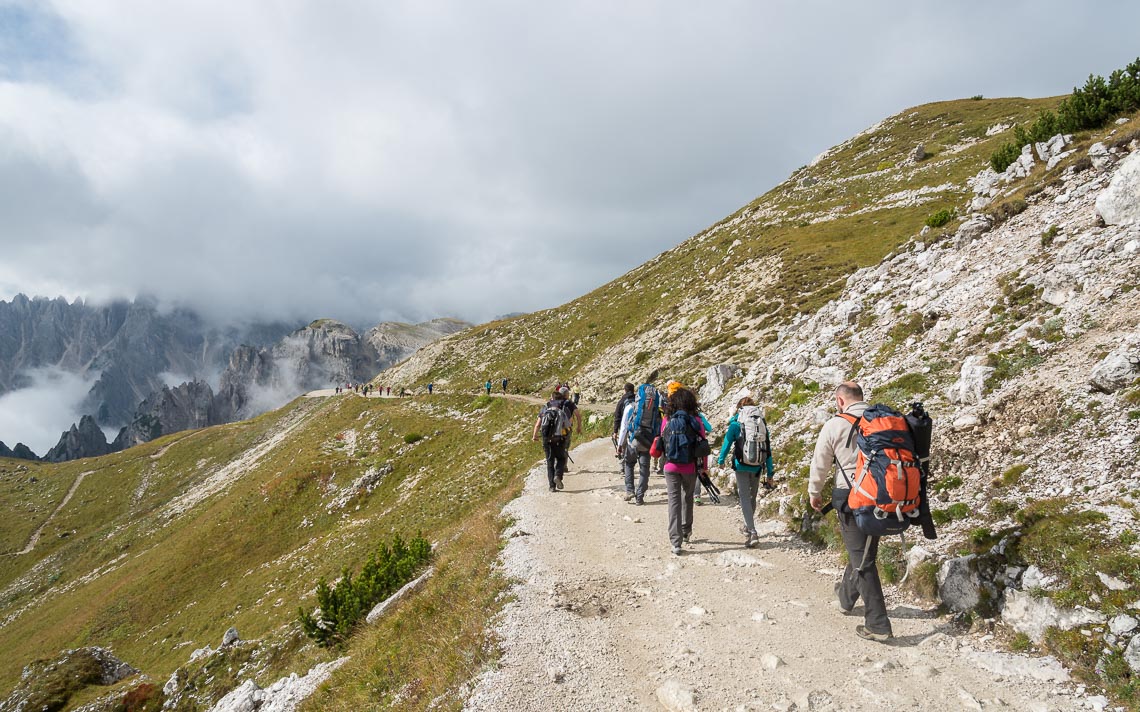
335,383 -> 395,396
533,375 -> 935,644
484,378 -> 510,395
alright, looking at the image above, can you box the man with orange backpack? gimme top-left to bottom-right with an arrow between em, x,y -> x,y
808,381 -> 894,642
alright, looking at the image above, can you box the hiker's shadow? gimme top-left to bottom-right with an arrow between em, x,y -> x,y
688,539 -> 790,555
888,605 -> 940,620
886,624 -> 957,648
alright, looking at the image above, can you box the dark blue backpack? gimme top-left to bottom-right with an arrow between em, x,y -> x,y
663,411 -> 707,465
631,384 -> 662,451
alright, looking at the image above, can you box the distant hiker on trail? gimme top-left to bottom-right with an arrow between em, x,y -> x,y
532,388 -> 572,492
335,386 -> 341,395
386,386 -> 391,396
717,397 -> 774,548
651,387 -> 708,555
427,383 -> 434,395
617,381 -> 660,505
571,382 -> 581,405
502,378 -> 509,393
485,380 -> 492,395
808,381 -> 893,642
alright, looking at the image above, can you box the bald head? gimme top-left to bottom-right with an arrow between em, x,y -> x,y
835,381 -> 864,410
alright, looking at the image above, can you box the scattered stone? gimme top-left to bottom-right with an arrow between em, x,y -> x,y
1089,349 -> 1140,394
957,688 -> 983,711
1127,635 -> 1140,673
955,216 -> 992,245
547,666 -> 564,683
190,646 -> 213,662
1089,141 -> 1115,172
222,627 -> 240,647
1002,589 -> 1106,643
1087,695 -> 1110,712
938,556 -> 981,612
947,357 -> 993,405
1034,134 -> 1071,164
655,679 -> 697,712
760,653 -> 785,671
967,651 -> 1069,682
687,606 -> 707,616
211,679 -> 261,712
1110,614 -> 1138,635
910,144 -> 926,163
1097,571 -> 1131,591
1021,565 -> 1056,590
912,664 -> 940,679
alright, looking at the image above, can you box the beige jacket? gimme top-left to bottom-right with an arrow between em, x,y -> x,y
808,401 -> 868,498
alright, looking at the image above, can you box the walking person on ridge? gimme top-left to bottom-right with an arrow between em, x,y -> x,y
809,381 -> 893,642
717,396 -> 774,548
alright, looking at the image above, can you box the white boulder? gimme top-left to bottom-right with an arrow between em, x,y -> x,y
1096,151 -> 1140,225
947,356 -> 993,405
1089,349 -> 1139,393
938,556 -> 981,612
701,363 -> 741,403
655,679 -> 697,712
1001,588 -> 1105,643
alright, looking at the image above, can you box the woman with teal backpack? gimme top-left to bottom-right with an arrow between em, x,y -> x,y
717,396 -> 775,548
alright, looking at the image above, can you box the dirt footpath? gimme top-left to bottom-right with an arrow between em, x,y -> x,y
465,438 -> 1087,712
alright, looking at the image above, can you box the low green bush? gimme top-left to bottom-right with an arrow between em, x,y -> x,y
924,208 -> 955,228
299,534 -> 433,646
404,433 -> 423,444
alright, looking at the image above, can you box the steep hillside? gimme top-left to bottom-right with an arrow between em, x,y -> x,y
385,93 -> 1140,703
381,96 -> 1060,396
0,390 -> 574,710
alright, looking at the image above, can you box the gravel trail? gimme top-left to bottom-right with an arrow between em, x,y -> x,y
465,438 -> 1086,711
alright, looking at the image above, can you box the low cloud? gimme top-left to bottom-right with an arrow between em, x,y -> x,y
0,367 -> 102,455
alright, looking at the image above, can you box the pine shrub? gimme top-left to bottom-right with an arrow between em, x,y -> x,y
990,58 -> 1140,172
299,534 -> 433,646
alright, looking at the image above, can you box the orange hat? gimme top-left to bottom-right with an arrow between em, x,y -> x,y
666,381 -> 684,396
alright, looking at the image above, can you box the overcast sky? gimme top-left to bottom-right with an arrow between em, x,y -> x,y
1,1 -> 1138,326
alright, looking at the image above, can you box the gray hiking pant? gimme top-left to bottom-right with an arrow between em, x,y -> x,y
664,471 -> 696,548
623,447 -> 651,497
543,440 -> 567,488
735,469 -> 760,534
837,509 -> 893,636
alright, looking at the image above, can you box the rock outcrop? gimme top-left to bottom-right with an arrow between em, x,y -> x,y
365,318 -> 470,370
113,380 -> 221,450
0,440 -> 38,460
1095,150 -> 1140,225
0,647 -> 137,711
43,415 -> 113,462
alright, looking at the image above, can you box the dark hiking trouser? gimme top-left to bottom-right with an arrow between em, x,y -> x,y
735,469 -> 760,534
664,471 -> 696,548
623,447 -> 651,498
543,440 -> 567,489
837,509 -> 893,635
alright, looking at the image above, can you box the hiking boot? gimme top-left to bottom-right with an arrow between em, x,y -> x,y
834,581 -> 853,614
635,496 -> 644,505
549,485 -> 557,492
682,533 -> 691,544
762,479 -> 775,491
694,495 -> 703,506
623,492 -> 635,502
672,546 -> 683,556
746,533 -> 759,548
855,625 -> 893,643
556,476 -> 564,490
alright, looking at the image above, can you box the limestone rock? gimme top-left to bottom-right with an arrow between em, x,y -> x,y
655,679 -> 697,712
947,357 -> 993,405
210,679 -> 262,712
1034,134 -> 1071,163
1001,145 -> 1036,182
909,144 -> 926,163
1126,635 -> 1140,673
834,300 -> 863,326
365,318 -> 470,371
0,440 -> 38,461
700,363 -> 741,403
1096,151 -> 1140,225
938,556 -> 981,612
1110,614 -> 1138,636
1089,349 -> 1140,393
760,653 -> 785,670
1001,588 -> 1105,643
955,215 -> 992,245
222,627 -> 240,647
1089,142 -> 1115,172
114,380 -> 221,450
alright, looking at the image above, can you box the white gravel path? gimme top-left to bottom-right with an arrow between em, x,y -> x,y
465,438 -> 1088,711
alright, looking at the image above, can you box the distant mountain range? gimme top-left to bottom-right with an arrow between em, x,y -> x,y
0,297 -> 469,461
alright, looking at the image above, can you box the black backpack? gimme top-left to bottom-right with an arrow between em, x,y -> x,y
539,401 -> 571,444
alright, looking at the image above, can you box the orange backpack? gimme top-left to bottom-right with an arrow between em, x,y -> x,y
838,404 -> 923,536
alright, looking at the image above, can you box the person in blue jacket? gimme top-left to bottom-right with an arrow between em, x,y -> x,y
716,396 -> 775,548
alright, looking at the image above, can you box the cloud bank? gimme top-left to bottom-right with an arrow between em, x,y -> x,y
0,367 -> 106,454
0,1 -> 1138,325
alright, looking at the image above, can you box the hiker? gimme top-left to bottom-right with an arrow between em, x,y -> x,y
651,387 -> 707,555
809,381 -> 893,642
571,382 -> 581,405
557,386 -> 583,469
502,377 -> 509,393
717,397 -> 775,548
532,388 -> 571,492
485,380 -> 492,395
427,382 -> 434,395
611,383 -> 636,455
616,381 -> 659,505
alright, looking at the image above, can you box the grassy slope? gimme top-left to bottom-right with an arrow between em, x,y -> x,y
382,96 -> 1060,395
0,393 -> 570,710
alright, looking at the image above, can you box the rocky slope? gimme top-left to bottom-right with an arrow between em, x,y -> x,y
365,318 -> 470,370
0,441 -> 37,461
382,98 -> 1140,701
